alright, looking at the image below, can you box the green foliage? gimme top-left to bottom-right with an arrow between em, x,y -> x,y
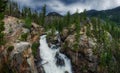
40,4 -> 46,26
0,62 -> 16,73
24,17 -> 32,29
32,42 -> 39,57
86,24 -> 91,37
89,17 -> 120,73
73,42 -> 79,51
0,63 -> 11,73
0,21 -> 5,31
73,10 -> 80,24
0,0 -> 6,46
5,0 -> 20,17
53,18 -> 64,32
7,46 -> 14,52
20,33 -> 28,41
0,0 -> 7,12
0,32 -> 5,45
0,13 -> 4,20
80,9 -> 87,21
100,51 -> 112,66
64,11 -> 71,26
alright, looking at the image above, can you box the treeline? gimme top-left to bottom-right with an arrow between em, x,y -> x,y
5,0 -> 85,32
5,0 -> 120,44
4,0 -> 120,43
5,0 -> 47,27
5,0 -> 120,41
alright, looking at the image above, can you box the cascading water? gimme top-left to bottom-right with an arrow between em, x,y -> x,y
39,35 -> 72,73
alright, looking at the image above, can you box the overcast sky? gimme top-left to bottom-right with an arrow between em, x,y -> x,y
12,0 -> 120,14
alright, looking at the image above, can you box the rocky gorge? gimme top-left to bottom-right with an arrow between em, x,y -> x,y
0,16 -> 119,73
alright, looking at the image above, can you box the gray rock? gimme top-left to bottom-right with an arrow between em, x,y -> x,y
22,28 -> 30,34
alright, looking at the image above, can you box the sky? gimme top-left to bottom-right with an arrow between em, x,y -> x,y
12,0 -> 120,15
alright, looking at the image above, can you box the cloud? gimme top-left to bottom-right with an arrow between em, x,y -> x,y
12,0 -> 120,15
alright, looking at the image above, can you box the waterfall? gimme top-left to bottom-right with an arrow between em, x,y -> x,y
39,35 -> 72,73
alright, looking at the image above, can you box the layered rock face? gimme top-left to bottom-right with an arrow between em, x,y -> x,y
64,34 -> 97,73
44,24 -> 98,73
0,16 -> 42,73
10,42 -> 38,73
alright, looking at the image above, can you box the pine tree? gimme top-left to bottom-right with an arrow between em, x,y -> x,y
74,10 -> 80,39
24,17 -> 32,29
5,0 -> 21,17
14,2 -> 20,17
72,9 -> 79,24
0,0 -> 7,46
65,11 -> 71,26
40,4 -> 46,26
0,0 -> 7,12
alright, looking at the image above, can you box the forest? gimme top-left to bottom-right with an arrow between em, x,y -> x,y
0,0 -> 120,73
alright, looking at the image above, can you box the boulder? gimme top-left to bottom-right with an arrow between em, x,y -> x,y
65,34 -> 76,49
61,28 -> 69,41
11,42 -> 38,73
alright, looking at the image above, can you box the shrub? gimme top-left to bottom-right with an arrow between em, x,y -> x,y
7,46 -> 14,52
24,17 -> 32,29
0,32 -> 5,45
32,42 -> 39,57
20,33 -> 28,41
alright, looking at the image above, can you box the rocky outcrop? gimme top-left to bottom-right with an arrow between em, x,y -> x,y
43,23 -> 99,73
65,34 -> 76,49
10,42 -> 38,73
43,22 -> 100,73
63,35 -> 98,73
0,16 -> 44,73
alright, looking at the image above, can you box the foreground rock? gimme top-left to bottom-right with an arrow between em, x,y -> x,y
0,16 -> 44,73
11,42 -> 38,73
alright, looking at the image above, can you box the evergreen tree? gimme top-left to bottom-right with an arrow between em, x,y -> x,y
0,0 -> 7,46
72,9 -> 79,24
64,11 -> 71,26
74,10 -> 80,38
24,17 -> 32,29
81,9 -> 87,20
0,0 -> 7,12
40,4 -> 46,26
5,0 -> 21,17
33,11 -> 39,24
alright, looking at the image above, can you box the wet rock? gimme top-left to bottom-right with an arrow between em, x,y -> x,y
52,40 -> 59,44
51,45 -> 59,49
88,62 -> 97,72
55,53 -> 65,67
65,71 -> 69,73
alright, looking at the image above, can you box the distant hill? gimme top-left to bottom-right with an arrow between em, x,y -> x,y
86,6 -> 120,25
47,6 -> 120,25
47,12 -> 62,17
